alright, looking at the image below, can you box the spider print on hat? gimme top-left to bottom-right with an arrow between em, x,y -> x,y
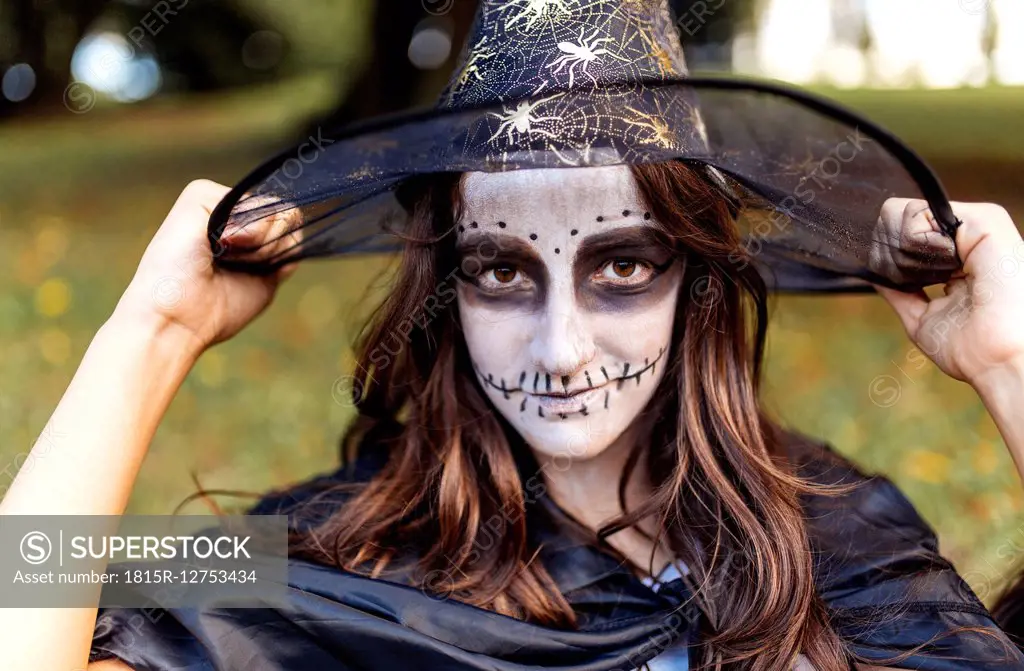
440,0 -> 703,169
548,26 -> 630,89
504,0 -> 578,33
487,93 -> 565,145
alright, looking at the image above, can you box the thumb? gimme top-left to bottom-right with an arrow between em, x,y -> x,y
872,283 -> 930,337
276,261 -> 300,282
951,202 -> 1022,277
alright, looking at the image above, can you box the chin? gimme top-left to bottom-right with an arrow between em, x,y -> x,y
506,414 -> 627,465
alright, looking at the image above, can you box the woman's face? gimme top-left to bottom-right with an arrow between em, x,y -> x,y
455,165 -> 684,461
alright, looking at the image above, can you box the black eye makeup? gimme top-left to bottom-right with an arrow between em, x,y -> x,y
455,226 -> 680,303
592,257 -> 670,290
474,264 -> 532,293
574,227 -> 677,297
455,233 -> 544,296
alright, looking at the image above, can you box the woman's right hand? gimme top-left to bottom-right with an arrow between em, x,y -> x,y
0,180 -> 305,671
113,179 -> 301,356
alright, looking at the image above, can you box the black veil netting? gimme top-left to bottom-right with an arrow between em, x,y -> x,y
207,1 -> 962,294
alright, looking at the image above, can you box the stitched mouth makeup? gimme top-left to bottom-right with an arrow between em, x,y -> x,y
530,386 -> 603,416
474,346 -> 667,421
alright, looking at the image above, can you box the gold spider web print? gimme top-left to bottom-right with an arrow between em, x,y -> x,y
620,0 -> 660,15
500,0 -> 582,34
773,147 -> 825,179
463,90 -> 607,167
447,0 -> 687,108
449,84 -> 710,170
439,0 -> 705,167
744,145 -> 861,244
621,103 -> 677,150
615,87 -> 709,154
442,35 -> 501,108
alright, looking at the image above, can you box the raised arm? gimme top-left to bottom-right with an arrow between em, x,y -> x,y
970,362 -> 1024,486
871,199 -> 1024,484
0,180 -> 299,671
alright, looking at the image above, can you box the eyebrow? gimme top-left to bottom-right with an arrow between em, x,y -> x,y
455,232 -> 542,262
575,225 -> 671,258
453,225 -> 673,282
457,226 -> 666,252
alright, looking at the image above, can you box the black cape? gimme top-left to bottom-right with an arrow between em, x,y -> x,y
90,432 -> 1024,670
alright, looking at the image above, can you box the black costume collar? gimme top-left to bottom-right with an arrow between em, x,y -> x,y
90,433 -> 1024,670
532,493 -> 639,596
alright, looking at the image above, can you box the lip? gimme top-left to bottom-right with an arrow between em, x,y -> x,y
529,385 -> 606,415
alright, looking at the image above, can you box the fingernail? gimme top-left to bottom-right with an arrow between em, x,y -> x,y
221,224 -> 247,240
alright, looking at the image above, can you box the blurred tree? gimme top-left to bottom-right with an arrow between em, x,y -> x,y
239,0 -> 371,71
120,1 -> 283,92
0,0 -> 287,116
2,0 -> 108,112
311,0 -> 477,133
673,0 -> 756,71
0,0 -> 757,121
307,0 -> 757,135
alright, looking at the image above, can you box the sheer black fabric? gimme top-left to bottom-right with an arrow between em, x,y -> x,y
90,434 -> 1024,670
208,78 -> 961,294
206,0 -> 962,294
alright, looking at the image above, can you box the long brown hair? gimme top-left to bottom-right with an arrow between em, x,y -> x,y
270,161 -> 919,669
993,568 -> 1024,649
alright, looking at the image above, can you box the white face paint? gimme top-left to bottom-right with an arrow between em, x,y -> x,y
455,164 -> 684,462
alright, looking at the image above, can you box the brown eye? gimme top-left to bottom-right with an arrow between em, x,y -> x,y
475,264 -> 530,293
611,260 -> 636,278
596,258 -> 656,287
492,267 -> 517,283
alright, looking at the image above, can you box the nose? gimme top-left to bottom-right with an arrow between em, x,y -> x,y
528,292 -> 596,381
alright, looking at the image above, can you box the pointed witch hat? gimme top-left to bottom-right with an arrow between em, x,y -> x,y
207,0 -> 963,292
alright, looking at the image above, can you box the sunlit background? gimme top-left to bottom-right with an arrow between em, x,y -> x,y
2,0 -> 1024,608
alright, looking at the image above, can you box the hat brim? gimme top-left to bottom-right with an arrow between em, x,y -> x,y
208,76 -> 962,293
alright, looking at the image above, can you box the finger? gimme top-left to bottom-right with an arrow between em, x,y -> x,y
879,197 -> 915,229
266,206 -> 305,252
139,180 -> 232,277
276,261 -> 300,283
872,282 -> 930,336
897,200 -> 958,261
217,193 -> 279,243
942,275 -> 969,297
876,197 -> 947,248
220,221 -> 258,244
870,198 -> 960,284
167,179 -> 232,233
869,198 -> 918,282
948,201 -> 1023,276
220,198 -> 305,264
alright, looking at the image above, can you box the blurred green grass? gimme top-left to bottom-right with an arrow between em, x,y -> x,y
811,84 -> 1024,162
2,82 -> 1024,606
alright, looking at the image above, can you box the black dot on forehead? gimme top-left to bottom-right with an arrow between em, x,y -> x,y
570,229 -> 578,236
596,216 -> 604,222
554,248 -> 560,254
470,221 -> 479,228
497,221 -> 506,228
529,233 -> 538,240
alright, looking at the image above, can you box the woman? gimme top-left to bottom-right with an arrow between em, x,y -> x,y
6,2 -> 1024,670
2,161 -> 1024,670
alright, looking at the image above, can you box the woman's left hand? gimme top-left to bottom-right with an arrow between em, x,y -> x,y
871,198 -> 1024,388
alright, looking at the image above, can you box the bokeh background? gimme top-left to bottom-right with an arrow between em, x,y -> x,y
2,0 -> 1023,605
